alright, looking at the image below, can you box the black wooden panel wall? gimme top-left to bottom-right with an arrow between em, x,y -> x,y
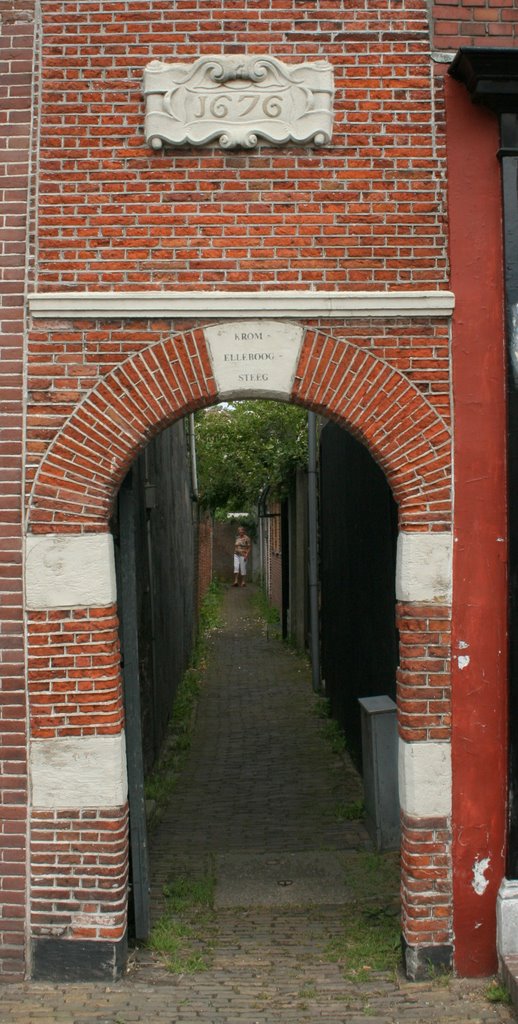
115,419 -> 198,774
319,422 -> 399,764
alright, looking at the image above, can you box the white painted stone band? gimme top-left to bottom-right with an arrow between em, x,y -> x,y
25,533 -> 117,610
396,531 -> 452,603
398,738 -> 452,818
30,733 -> 128,809
28,289 -> 455,320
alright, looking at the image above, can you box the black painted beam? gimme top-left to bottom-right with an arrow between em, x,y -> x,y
449,48 -> 518,114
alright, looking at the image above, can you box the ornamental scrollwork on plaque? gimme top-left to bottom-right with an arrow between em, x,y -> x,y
142,55 -> 334,150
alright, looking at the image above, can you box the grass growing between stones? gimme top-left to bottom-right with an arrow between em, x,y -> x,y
147,874 -> 216,974
194,579 -> 224,665
251,585 -> 281,626
485,981 -> 512,1005
333,798 -> 365,822
325,850 -> 402,979
145,581 -> 222,826
314,695 -> 347,750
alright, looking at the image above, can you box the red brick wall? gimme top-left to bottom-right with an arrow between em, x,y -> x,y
28,607 -> 124,739
0,0 -> 36,980
397,603 -> 452,744
30,807 -> 129,943
213,522 -> 241,581
401,812 -> 452,950
36,0 -> 447,291
26,322 -> 451,532
292,326 -> 452,532
4,0 -> 512,983
433,0 -> 518,50
398,602 -> 454,959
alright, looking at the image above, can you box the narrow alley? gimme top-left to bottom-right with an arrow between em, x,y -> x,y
1,585 -> 515,1023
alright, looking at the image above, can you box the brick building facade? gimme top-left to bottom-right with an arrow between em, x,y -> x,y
0,0 -> 516,984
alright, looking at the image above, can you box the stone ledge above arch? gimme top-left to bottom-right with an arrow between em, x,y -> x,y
28,289 -> 456,320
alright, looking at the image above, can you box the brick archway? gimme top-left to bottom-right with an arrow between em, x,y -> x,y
27,326 -> 451,533
25,323 -> 453,981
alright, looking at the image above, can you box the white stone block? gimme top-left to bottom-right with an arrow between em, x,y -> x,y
396,531 -> 452,603
497,879 -> 518,957
398,738 -> 452,818
30,733 -> 128,810
143,55 -> 334,150
25,533 -> 117,610
204,320 -> 304,400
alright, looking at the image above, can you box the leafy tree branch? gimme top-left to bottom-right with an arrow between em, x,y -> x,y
194,400 -> 308,518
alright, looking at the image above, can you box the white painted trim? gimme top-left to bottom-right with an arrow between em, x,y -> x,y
497,879 -> 518,957
396,531 -> 453,603
398,738 -> 452,818
25,533 -> 116,610
28,289 -> 455,320
30,733 -> 128,809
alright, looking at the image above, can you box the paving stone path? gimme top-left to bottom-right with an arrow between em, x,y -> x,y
1,585 -> 515,1023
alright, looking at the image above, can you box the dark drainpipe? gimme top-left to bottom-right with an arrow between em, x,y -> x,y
449,49 -> 518,873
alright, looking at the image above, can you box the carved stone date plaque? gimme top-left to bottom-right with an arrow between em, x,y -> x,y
143,55 -> 334,150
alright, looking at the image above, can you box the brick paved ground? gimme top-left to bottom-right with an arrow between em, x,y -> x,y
0,585 -> 515,1023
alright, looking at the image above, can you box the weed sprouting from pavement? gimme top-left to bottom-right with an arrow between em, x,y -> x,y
324,850 -> 401,978
313,696 -> 349,754
485,980 -> 512,1005
251,585 -> 281,626
144,582 -> 222,825
321,716 -> 348,755
147,874 -> 216,974
333,799 -> 365,822
326,905 -> 401,979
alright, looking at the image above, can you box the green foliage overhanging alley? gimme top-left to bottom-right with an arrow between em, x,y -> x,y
194,401 -> 308,519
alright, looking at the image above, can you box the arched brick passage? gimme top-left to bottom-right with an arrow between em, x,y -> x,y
27,328 -> 217,531
25,322 -> 454,980
293,330 -> 451,531
28,326 -> 451,532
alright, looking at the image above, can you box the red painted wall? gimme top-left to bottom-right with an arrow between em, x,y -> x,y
445,74 -> 508,976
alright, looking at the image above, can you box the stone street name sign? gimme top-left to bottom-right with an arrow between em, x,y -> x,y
204,320 -> 304,399
143,55 -> 334,150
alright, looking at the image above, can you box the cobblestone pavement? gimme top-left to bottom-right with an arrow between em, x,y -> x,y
1,585 -> 515,1023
